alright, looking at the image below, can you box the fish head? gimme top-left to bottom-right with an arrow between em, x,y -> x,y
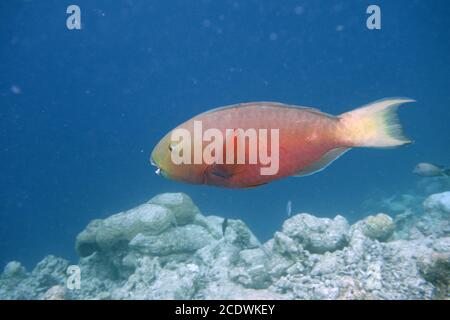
151,127 -> 204,184
412,163 -> 424,175
150,132 -> 178,179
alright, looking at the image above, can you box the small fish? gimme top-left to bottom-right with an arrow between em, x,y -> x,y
222,218 -> 228,236
286,200 -> 292,217
413,163 -> 449,177
151,98 -> 414,188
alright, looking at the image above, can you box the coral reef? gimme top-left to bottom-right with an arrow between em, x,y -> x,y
394,191 -> 450,240
1,190 -> 449,300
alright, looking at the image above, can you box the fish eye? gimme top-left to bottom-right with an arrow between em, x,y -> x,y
168,145 -> 173,152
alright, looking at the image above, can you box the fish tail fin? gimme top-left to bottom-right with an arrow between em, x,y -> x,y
338,98 -> 415,147
443,168 -> 450,177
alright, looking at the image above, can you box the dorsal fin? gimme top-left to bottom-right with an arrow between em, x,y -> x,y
294,147 -> 350,177
196,102 -> 337,120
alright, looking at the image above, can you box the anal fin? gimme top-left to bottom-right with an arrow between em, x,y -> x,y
294,147 -> 350,177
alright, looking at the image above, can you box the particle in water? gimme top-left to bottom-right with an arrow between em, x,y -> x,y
202,19 -> 211,28
294,6 -> 304,15
11,85 -> 21,94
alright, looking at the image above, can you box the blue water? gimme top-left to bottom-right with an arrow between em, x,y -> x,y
1,0 -> 449,269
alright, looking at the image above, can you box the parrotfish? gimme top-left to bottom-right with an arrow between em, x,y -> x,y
151,98 -> 414,188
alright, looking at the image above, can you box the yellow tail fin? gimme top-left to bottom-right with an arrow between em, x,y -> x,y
338,98 -> 414,147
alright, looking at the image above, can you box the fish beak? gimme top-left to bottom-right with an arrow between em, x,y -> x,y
150,157 -> 161,175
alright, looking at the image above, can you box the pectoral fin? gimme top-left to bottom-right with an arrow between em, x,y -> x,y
207,165 -> 235,179
293,147 -> 350,177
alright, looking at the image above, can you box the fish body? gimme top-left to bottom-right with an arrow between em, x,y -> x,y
286,200 -> 292,217
222,218 -> 228,236
413,162 -> 449,177
151,98 -> 414,188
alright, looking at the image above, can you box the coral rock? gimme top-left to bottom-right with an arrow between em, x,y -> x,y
358,213 -> 395,242
282,214 -> 350,253
2,261 -> 26,279
42,285 -> 66,300
76,203 -> 174,257
129,225 -> 214,256
3,191 -> 450,300
32,255 -> 69,289
229,248 -> 271,289
417,252 -> 450,299
149,193 -> 200,226
423,191 -> 450,215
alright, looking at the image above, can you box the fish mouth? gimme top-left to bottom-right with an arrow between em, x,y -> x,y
150,158 -> 169,178
150,157 -> 161,176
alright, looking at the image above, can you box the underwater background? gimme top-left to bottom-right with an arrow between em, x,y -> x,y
0,0 -> 449,269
